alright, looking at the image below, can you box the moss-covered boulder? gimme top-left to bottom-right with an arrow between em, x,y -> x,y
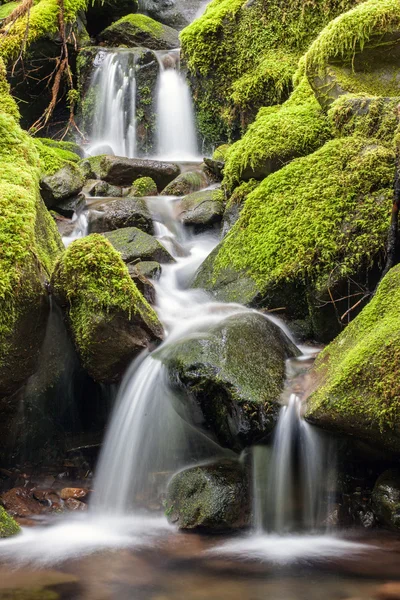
177,188 -> 224,231
195,137 -> 395,341
165,460 -> 250,531
85,180 -> 124,198
51,235 -> 163,383
372,469 -> 400,530
0,506 -> 20,538
157,312 -> 298,451
81,155 -> 180,191
180,0 -> 360,148
135,261 -> 161,280
98,14 -> 180,50
161,170 -> 209,197
129,177 -> 158,197
88,198 -> 154,235
222,179 -> 259,237
304,0 -> 400,110
36,137 -> 85,159
104,227 -> 174,264
0,70 -> 64,399
305,265 -> 400,454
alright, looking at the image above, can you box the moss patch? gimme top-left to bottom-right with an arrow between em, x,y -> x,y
129,176 -> 157,197
34,139 -> 81,176
0,506 -> 20,538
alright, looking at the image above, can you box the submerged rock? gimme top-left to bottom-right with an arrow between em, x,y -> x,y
104,227 -> 174,264
88,198 -> 154,235
82,155 -> 180,191
0,506 -> 20,538
165,460 -> 250,531
98,14 -> 180,50
51,235 -> 163,383
372,470 -> 400,531
177,188 -> 224,231
306,265 -> 400,454
157,312 -> 298,451
161,170 -> 209,196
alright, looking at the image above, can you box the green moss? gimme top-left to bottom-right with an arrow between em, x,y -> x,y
0,2 -> 20,20
181,0 -> 361,146
212,137 -> 395,295
36,137 -> 83,158
130,176 -> 157,197
0,57 -> 18,119
328,94 -> 400,144
212,144 -> 230,162
51,234 -> 161,357
33,139 -> 81,176
223,74 -> 332,190
0,506 -> 20,538
307,265 -> 400,443
108,13 -> 163,37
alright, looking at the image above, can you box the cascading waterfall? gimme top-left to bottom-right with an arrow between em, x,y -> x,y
87,50 -> 137,158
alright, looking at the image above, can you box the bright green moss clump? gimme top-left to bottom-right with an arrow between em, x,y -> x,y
306,265 -> 400,452
0,506 -> 20,538
110,13 -> 163,37
181,0 -> 360,146
212,136 -> 395,294
0,2 -> 20,21
34,139 -> 81,176
223,75 -> 332,190
130,176 -> 158,197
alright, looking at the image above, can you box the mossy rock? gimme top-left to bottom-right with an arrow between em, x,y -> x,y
156,312 -> 299,451
135,261 -> 162,280
40,164 -> 85,208
212,144 -> 231,162
129,177 -> 158,197
372,469 -> 400,530
177,188 -> 224,231
85,180 -> 124,198
103,227 -> 174,264
51,235 -> 163,383
81,155 -> 180,191
0,506 -> 20,538
195,137 -> 395,341
306,265 -> 400,454
98,13 -> 179,50
222,179 -> 259,237
161,170 -> 209,197
36,137 -> 85,159
165,459 -> 250,531
86,0 -> 139,37
304,0 -> 400,110
88,198 -> 154,235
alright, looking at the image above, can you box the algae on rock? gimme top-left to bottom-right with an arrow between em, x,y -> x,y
0,506 -> 20,538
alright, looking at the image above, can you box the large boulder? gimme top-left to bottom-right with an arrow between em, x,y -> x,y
177,188 -> 224,231
103,227 -> 174,264
88,198 -> 154,235
165,460 -> 250,531
51,235 -> 164,383
157,312 -> 299,451
161,170 -> 209,196
0,506 -> 20,539
305,265 -> 400,454
372,470 -> 400,531
194,137 -> 395,342
98,14 -> 180,50
82,155 -> 180,191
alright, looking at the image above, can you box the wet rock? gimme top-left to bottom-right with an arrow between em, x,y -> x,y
88,198 -> 154,235
1,488 -> 44,518
157,312 -> 299,450
104,227 -> 174,264
40,164 -> 85,208
372,470 -> 400,531
86,179 -> 124,198
165,459 -> 250,531
60,488 -> 90,501
203,157 -> 224,180
98,14 -> 180,51
32,489 -> 63,510
161,170 -> 209,196
53,192 -> 86,219
177,189 -> 224,231
128,176 -> 158,197
127,265 -> 156,304
135,261 -> 162,280
0,506 -> 20,538
65,498 -> 88,511
82,155 -> 180,191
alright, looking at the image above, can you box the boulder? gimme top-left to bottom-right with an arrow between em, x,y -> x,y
82,155 -> 180,191
222,180 -> 259,237
127,264 -> 156,304
372,470 -> 400,531
177,188 -> 224,231
157,312 -> 299,450
98,14 -> 180,51
305,265 -> 400,454
0,506 -> 20,538
51,235 -> 163,383
40,163 -> 85,208
86,179 -> 124,198
53,192 -> 86,219
161,170 -> 209,196
165,460 -> 250,531
104,227 -> 174,264
88,198 -> 154,235
136,261 -> 162,280
128,176 -> 158,197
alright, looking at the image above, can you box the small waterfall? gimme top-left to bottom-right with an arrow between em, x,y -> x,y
156,53 -> 199,160
87,51 -> 137,158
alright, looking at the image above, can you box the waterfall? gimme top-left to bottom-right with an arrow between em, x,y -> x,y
87,50 -> 137,158
155,52 -> 200,161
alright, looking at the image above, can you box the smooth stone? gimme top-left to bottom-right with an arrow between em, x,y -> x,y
88,198 -> 154,234
103,227 -> 175,264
